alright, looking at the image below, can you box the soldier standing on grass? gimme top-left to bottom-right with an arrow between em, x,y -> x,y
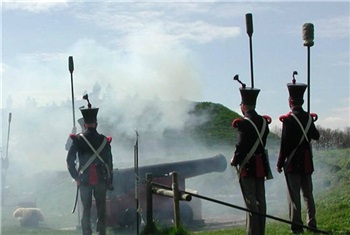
277,77 -> 320,234
67,95 -> 114,235
230,77 -> 272,235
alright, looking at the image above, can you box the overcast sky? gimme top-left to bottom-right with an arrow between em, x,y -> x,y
1,1 -> 349,132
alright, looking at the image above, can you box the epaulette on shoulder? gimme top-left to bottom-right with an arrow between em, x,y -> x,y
279,112 -> 292,122
232,118 -> 243,128
69,133 -> 76,139
262,115 -> 272,124
310,112 -> 318,122
107,136 -> 112,143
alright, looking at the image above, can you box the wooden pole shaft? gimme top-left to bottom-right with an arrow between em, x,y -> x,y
146,173 -> 153,228
307,46 -> 311,113
172,172 -> 180,229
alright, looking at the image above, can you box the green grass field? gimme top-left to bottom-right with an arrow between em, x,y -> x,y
195,148 -> 350,235
2,148 -> 349,235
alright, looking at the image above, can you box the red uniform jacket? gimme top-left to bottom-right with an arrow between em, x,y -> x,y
66,128 -> 113,185
277,107 -> 320,174
231,110 -> 271,178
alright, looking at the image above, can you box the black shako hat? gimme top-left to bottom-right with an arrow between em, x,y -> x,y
287,71 -> 307,105
233,74 -> 260,106
80,94 -> 99,124
240,88 -> 260,106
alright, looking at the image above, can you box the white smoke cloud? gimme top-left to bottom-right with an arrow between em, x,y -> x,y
1,23 -> 208,175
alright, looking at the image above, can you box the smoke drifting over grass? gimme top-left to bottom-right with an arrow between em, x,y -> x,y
1,29 -> 228,228
1,33 -> 222,229
1,24 -> 332,232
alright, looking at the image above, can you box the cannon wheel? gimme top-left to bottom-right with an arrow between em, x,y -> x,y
122,208 -> 142,228
180,203 -> 193,225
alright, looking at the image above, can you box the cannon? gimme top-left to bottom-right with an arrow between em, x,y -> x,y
91,154 -> 227,228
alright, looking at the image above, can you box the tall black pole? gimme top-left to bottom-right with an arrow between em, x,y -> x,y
303,23 -> 314,113
307,47 -> 311,113
69,56 -> 76,128
68,56 -> 80,228
246,13 -> 254,88
5,113 -> 12,161
134,130 -> 140,234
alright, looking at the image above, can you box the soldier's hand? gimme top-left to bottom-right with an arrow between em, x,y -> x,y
276,167 -> 282,173
75,179 -> 81,186
230,157 -> 236,167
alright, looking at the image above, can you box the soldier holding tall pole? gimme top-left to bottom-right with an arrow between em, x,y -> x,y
276,24 -> 320,234
230,13 -> 272,235
67,94 -> 114,235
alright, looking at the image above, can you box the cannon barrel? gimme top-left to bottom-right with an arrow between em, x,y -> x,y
113,154 -> 227,194
138,153 -> 226,179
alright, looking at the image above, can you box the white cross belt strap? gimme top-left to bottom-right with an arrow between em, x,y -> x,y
291,113 -> 311,142
283,114 -> 312,168
237,117 -> 266,175
79,134 -> 109,178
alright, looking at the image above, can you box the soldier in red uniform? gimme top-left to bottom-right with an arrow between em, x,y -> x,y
230,78 -> 272,235
277,78 -> 320,234
67,95 -> 113,235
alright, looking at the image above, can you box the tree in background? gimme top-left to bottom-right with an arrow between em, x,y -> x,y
314,126 -> 350,150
